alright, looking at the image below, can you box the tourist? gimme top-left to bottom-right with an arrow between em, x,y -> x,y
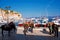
54,24 -> 58,37
48,23 -> 53,35
48,23 -> 51,35
23,22 -> 29,35
29,22 -> 34,33
48,22 -> 54,35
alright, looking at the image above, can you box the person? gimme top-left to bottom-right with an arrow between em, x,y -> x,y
48,23 -> 53,35
53,24 -> 58,37
48,22 -> 54,35
30,22 -> 34,33
48,23 -> 51,35
23,22 -> 29,35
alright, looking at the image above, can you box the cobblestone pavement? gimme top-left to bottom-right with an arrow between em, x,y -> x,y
0,27 -> 60,40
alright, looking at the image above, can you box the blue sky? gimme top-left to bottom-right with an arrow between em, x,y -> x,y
0,0 -> 60,18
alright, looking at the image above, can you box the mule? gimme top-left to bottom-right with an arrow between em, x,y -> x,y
0,22 -> 16,37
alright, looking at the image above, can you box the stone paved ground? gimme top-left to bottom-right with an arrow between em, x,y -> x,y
0,27 -> 60,40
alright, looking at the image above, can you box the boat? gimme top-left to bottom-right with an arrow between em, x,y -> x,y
52,18 -> 60,26
18,18 -> 24,27
41,17 -> 48,27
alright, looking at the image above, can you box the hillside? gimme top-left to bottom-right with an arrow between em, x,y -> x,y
0,9 -> 22,22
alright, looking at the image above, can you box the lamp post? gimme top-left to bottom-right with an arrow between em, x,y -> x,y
5,6 -> 11,23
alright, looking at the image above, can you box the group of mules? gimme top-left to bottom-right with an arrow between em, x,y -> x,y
0,22 -> 16,37
23,22 -> 55,28
48,22 -> 59,37
23,22 -> 59,36
0,21 -> 58,37
23,22 -> 34,35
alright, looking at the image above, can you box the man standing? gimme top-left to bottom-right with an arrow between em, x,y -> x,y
48,23 -> 51,35
30,21 -> 34,33
48,22 -> 53,35
23,22 -> 29,35
54,24 -> 58,37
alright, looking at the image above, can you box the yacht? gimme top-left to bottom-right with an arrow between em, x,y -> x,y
52,18 -> 60,26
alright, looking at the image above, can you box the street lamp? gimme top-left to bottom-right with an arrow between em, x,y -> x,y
5,6 -> 11,23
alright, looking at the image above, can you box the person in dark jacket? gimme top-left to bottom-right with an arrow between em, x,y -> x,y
54,24 -> 58,37
52,23 -> 55,34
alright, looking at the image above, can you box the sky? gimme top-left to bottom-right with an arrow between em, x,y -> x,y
0,0 -> 60,18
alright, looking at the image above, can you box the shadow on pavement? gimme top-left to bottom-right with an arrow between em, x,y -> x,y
0,29 -> 60,40
40,29 -> 49,34
16,34 -> 59,40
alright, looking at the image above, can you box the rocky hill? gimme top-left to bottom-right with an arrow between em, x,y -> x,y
0,9 -> 22,22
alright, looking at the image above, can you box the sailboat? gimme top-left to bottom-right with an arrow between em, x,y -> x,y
52,17 -> 60,26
